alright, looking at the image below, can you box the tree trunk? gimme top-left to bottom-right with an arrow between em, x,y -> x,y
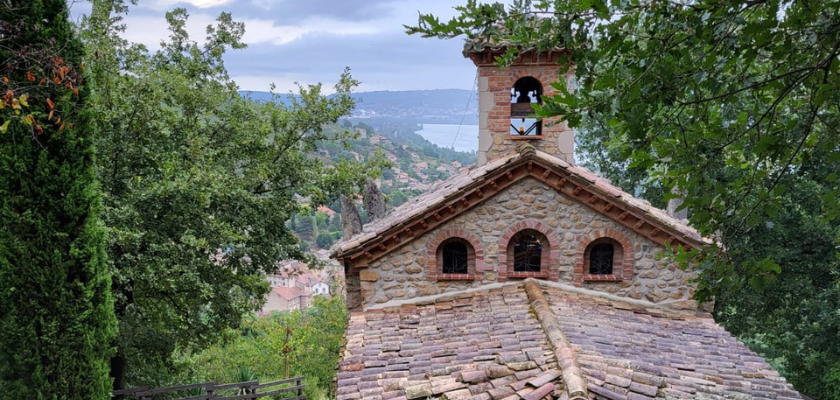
110,353 -> 127,392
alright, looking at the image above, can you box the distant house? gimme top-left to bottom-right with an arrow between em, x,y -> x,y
295,273 -> 323,291
311,281 -> 330,296
262,286 -> 308,313
316,205 -> 336,215
267,260 -> 310,288
262,255 -> 338,313
369,135 -> 390,145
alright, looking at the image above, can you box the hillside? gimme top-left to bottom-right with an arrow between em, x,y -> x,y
291,120 -> 476,251
239,89 -> 479,125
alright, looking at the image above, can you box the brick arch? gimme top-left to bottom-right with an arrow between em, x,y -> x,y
498,220 -> 560,282
573,229 -> 635,286
505,70 -> 560,97
425,228 -> 485,281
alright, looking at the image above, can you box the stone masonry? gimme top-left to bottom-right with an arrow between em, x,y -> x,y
356,178 -> 698,310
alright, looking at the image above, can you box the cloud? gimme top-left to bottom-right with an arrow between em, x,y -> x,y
120,12 -> 382,50
149,0 -> 236,10
78,0 -> 498,92
241,18 -> 380,46
225,31 -> 475,92
245,0 -> 401,23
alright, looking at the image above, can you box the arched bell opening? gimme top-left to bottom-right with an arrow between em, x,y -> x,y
509,77 -> 543,137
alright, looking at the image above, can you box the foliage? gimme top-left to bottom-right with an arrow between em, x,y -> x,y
714,166 -> 840,398
388,189 -> 409,207
0,0 -> 117,398
329,213 -> 342,232
294,212 -> 316,241
316,232 -> 335,249
408,0 -> 840,296
407,1 -> 840,398
81,0 -> 385,388
182,296 -> 348,399
315,211 -> 329,230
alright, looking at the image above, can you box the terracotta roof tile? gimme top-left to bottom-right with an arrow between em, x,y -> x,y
271,286 -> 305,300
337,284 -> 564,400
337,281 -> 803,400
540,285 -> 803,400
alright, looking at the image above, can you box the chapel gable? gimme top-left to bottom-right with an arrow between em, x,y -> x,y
333,147 -> 708,312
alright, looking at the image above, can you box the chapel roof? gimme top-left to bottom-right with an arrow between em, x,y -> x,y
335,280 -> 802,400
331,146 -> 707,262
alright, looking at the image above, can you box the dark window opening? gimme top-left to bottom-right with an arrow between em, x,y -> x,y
513,233 -> 542,272
442,242 -> 469,274
589,243 -> 614,274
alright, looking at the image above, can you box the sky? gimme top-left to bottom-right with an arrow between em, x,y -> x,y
69,0 -> 485,93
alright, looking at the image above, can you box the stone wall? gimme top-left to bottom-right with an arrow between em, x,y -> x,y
476,63 -> 576,166
354,178 -> 699,310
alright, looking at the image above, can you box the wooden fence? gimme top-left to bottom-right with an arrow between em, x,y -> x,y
111,376 -> 305,400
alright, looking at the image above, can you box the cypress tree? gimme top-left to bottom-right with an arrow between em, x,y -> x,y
0,1 -> 117,399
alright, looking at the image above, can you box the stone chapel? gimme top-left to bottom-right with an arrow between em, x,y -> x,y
330,43 -> 803,400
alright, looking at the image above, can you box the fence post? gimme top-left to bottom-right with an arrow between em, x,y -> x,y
297,377 -> 303,398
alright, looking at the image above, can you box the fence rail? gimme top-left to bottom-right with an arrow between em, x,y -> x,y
112,377 -> 304,400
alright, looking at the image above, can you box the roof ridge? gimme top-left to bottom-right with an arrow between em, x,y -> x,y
523,279 -> 588,400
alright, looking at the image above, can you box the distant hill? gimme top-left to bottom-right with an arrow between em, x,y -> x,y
238,89 -> 478,125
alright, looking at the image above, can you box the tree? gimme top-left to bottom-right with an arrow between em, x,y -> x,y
388,190 -> 409,207
186,296 -> 348,398
81,0 -> 385,388
407,1 -> 840,398
328,213 -> 342,233
382,168 -> 395,180
316,232 -> 335,249
0,1 -> 117,398
294,213 -> 316,241
315,211 -> 329,230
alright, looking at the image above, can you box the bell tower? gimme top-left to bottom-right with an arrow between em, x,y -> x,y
466,47 -> 575,165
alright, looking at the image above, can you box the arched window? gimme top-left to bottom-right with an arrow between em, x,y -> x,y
435,237 -> 476,278
509,77 -> 543,137
589,243 -> 614,274
584,238 -> 624,278
507,229 -> 549,273
442,241 -> 469,274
